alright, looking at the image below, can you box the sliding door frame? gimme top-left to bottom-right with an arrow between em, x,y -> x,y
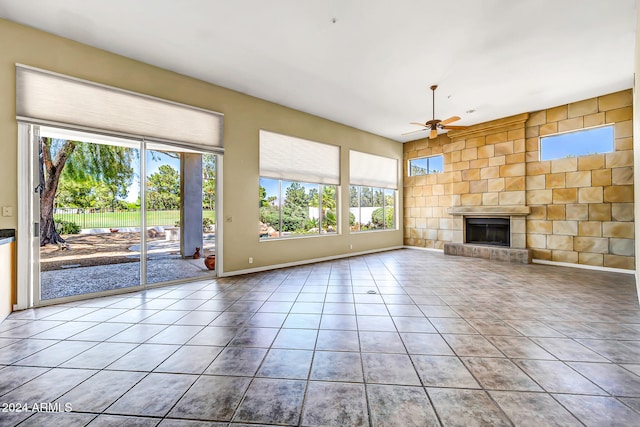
17,123 -> 222,309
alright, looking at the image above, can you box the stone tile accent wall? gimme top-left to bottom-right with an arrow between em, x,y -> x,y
404,90 -> 634,270
524,90 -> 634,269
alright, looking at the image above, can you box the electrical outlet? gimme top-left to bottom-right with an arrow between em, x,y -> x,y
2,206 -> 13,217
225,216 -> 233,223
350,244 -> 353,250
248,257 -> 253,264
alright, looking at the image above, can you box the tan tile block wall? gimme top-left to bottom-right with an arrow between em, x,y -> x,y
568,98 -> 598,118
606,151 -> 633,168
592,170 -> 611,187
573,237 -> 608,253
578,221 -> 602,237
466,180 -> 486,194
615,121 -> 633,139
533,248 -> 552,260
566,204 -> 589,220
547,105 -> 568,122
527,190 -> 553,205
488,178 -> 505,192
477,145 -> 494,158
552,250 -> 579,263
550,157 -> 578,173
578,154 -> 605,171
528,220 -> 553,234
612,167 -> 633,185
526,175 -> 545,190
527,162 -> 551,175
603,185 -> 633,203
482,193 -> 499,206
552,188 -> 577,204
579,253 -> 603,266
505,177 -> 525,191
499,191 -> 525,205
578,187 -> 603,204
598,90 -> 632,111
500,163 -> 525,177
565,171 -> 591,188
602,222 -> 634,238
615,137 -> 633,151
404,90 -> 633,270
589,204 -> 611,221
546,173 -> 566,188
553,221 -> 578,236
547,205 -> 566,220
609,238 -> 635,256
547,235 -> 573,251
612,203 -> 634,221
604,254 -> 635,269
584,112 -> 606,128
606,106 -> 633,123
559,117 -> 584,133
528,206 -> 547,219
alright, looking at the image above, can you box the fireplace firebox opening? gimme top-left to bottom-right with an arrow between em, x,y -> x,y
465,217 -> 510,247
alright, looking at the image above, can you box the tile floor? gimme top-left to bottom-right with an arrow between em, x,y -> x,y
1,249 -> 640,426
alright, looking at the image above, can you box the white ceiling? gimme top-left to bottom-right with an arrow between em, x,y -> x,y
0,0 -> 636,142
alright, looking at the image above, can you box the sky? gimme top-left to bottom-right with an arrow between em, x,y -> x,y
540,125 -> 613,161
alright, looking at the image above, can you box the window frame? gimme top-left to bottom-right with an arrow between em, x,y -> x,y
408,154 -> 444,176
259,177 -> 339,240
349,184 -> 397,233
539,124 -> 615,161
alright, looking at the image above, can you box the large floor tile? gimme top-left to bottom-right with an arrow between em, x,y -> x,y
106,373 -> 197,417
301,381 -> 368,426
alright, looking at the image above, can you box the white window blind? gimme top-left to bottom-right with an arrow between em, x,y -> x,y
16,65 -> 224,151
350,150 -> 398,189
259,130 -> 340,185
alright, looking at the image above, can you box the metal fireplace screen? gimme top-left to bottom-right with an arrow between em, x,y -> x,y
465,217 -> 510,247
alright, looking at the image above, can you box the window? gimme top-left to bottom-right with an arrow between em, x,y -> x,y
350,186 -> 395,231
259,130 -> 340,239
349,150 -> 398,232
540,125 -> 614,161
260,179 -> 337,238
408,155 -> 443,176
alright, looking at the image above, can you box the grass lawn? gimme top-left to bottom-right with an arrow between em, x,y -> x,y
55,210 -> 216,229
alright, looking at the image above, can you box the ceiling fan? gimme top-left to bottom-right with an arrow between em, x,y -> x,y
403,84 -> 468,139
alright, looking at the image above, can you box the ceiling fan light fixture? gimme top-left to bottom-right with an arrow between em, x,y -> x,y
402,84 -> 469,139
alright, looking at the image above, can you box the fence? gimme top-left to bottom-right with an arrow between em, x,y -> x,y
54,208 -> 215,229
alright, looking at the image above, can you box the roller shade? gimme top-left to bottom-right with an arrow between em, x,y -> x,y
350,150 -> 398,189
16,65 -> 223,151
260,130 -> 340,185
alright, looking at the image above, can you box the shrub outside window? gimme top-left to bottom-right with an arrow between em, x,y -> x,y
349,185 -> 395,231
259,178 -> 337,239
540,125 -> 614,161
408,155 -> 443,176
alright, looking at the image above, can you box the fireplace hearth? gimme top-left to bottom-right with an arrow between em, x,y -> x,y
465,217 -> 510,247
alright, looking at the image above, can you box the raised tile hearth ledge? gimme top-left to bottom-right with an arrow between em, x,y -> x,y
447,206 -> 531,216
444,243 -> 532,264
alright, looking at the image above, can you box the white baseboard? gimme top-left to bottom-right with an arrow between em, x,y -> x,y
532,259 -> 635,274
403,245 -> 444,253
219,246 -> 404,277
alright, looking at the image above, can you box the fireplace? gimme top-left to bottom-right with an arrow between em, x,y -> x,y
465,217 -> 510,247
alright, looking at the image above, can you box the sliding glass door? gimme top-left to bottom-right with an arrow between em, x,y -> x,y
31,125 -> 217,304
38,127 -> 142,301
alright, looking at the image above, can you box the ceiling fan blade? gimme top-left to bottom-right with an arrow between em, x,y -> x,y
409,122 -> 428,128
442,125 -> 468,130
429,129 -> 438,139
401,128 -> 428,136
440,116 -> 461,125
